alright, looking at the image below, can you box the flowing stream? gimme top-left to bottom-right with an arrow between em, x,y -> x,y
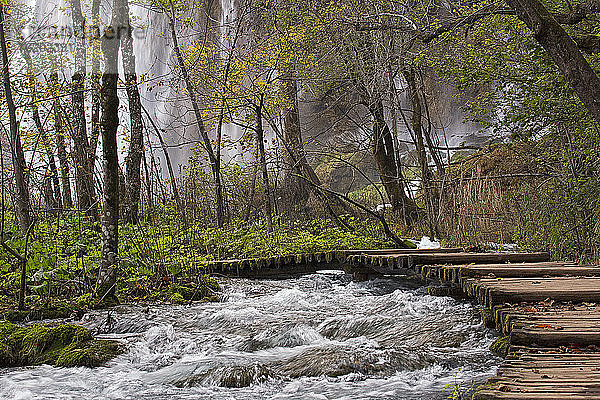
0,272 -> 499,399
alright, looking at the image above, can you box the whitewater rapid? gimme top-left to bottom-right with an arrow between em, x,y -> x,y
0,272 -> 499,399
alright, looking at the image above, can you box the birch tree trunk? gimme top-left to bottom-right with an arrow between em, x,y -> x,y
96,16 -> 120,303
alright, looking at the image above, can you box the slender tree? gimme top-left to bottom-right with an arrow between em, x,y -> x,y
18,41 -> 61,210
255,95 -> 273,232
165,0 -> 225,227
50,71 -> 74,209
120,0 -> 145,224
70,0 -> 98,219
142,105 -> 186,224
96,12 -> 120,303
1,3 -> 30,233
90,0 -> 101,167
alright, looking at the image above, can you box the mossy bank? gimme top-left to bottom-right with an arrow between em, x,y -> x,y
0,321 -> 124,367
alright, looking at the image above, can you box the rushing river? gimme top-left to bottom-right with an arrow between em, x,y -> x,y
0,272 -> 499,400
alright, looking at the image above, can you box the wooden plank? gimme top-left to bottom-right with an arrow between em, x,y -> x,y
343,247 -> 463,255
476,391 -> 600,400
410,252 -> 550,265
461,266 -> 599,278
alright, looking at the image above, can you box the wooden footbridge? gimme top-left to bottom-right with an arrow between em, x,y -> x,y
203,248 -> 600,399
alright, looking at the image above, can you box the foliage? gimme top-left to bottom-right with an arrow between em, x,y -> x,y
446,377 -> 477,400
438,137 -> 600,262
0,212 -> 393,316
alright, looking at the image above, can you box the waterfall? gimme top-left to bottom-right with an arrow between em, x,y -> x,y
219,0 -> 246,165
24,0 -> 493,183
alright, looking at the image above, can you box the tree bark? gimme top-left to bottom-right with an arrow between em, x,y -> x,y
505,0 -> 600,122
70,0 -> 98,220
367,96 -> 418,223
280,74 -> 311,208
96,20 -> 120,303
256,95 -> 273,232
120,0 -> 145,224
1,4 -> 30,233
51,72 -> 74,209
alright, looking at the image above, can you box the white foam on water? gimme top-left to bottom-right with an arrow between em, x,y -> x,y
0,274 -> 499,400
417,236 -> 441,249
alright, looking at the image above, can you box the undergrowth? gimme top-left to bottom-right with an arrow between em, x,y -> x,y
0,215 -> 393,318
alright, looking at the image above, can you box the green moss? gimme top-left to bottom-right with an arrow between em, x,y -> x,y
402,239 -> 417,249
489,335 -> 510,358
0,321 -> 123,367
55,339 -> 124,367
76,293 -> 93,309
2,300 -> 78,322
480,307 -> 495,328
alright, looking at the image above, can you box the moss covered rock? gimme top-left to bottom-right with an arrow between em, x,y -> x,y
0,321 -> 124,367
3,302 -> 78,322
480,307 -> 496,328
490,335 -> 511,358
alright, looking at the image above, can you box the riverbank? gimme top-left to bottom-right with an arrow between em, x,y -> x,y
0,217 -> 396,321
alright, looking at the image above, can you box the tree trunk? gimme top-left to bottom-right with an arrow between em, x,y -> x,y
142,104 -> 187,225
142,149 -> 153,220
0,4 -> 30,233
404,69 -> 436,235
18,41 -> 61,211
51,71 -> 74,210
368,96 -> 418,223
70,0 -> 98,220
280,74 -> 311,208
166,0 -> 223,227
505,0 -> 600,122
96,20 -> 120,304
120,0 -> 144,224
256,96 -> 273,232
215,109 -> 225,227
90,0 -> 101,173
279,74 -> 352,219
244,143 -> 259,222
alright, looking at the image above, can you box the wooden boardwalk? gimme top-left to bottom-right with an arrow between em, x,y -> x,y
203,248 -> 600,399
392,255 -> 600,399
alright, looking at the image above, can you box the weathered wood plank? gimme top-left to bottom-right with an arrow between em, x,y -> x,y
410,252 -> 551,265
